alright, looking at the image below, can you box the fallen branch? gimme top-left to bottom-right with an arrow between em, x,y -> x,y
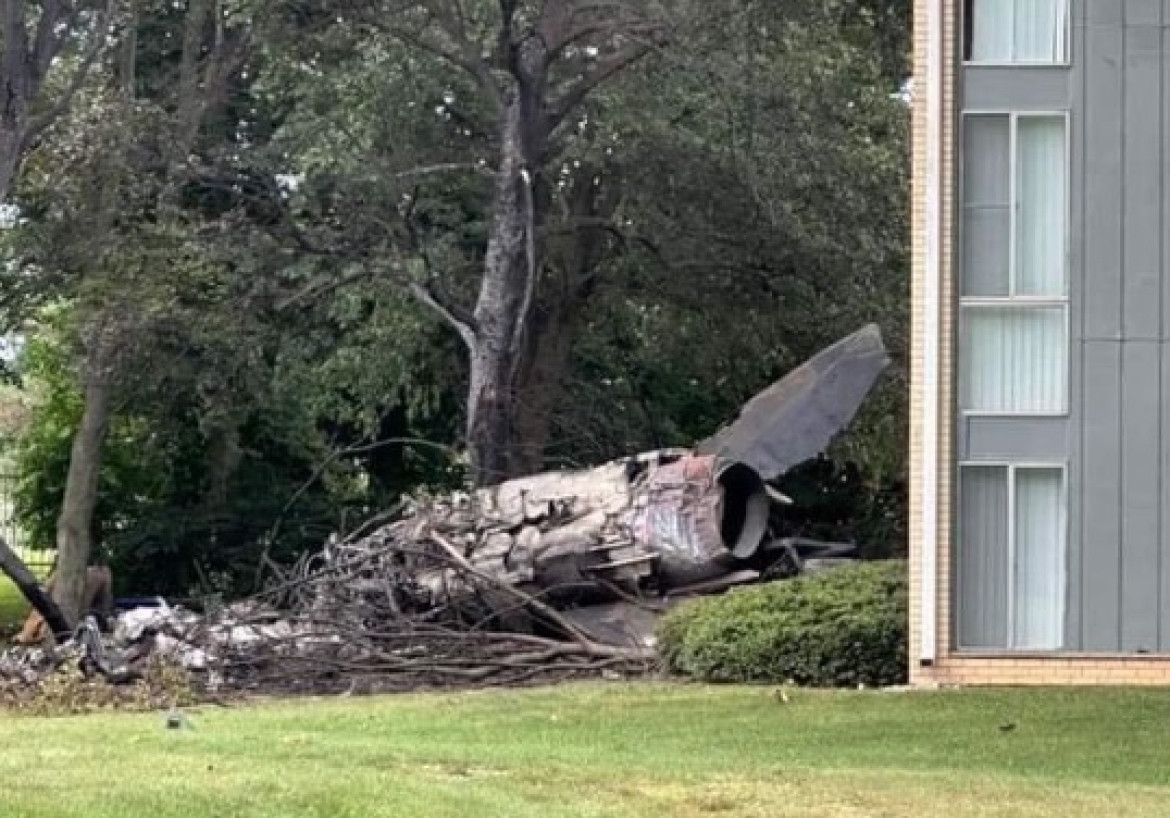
427,531 -> 647,660
0,537 -> 71,639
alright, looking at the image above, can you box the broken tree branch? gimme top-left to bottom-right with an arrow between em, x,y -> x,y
409,281 -> 479,350
403,191 -> 480,347
426,531 -> 645,659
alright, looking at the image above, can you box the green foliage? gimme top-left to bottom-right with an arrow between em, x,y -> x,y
775,457 -> 907,559
13,309 -> 160,553
659,561 -> 908,687
10,308 -> 362,597
547,0 -> 910,484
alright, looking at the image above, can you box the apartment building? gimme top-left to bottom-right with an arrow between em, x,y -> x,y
911,0 -> 1170,684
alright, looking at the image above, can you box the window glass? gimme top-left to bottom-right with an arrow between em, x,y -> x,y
958,465 -> 1010,648
960,305 -> 1066,414
970,0 -> 1014,62
968,0 -> 1069,63
960,114 -> 1067,415
957,465 -> 1066,650
962,115 -> 1011,297
1015,116 -> 1066,296
1013,468 -> 1065,649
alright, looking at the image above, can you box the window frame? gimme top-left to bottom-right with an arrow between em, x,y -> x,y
962,0 -> 1072,67
959,109 -> 1071,417
956,461 -> 1069,652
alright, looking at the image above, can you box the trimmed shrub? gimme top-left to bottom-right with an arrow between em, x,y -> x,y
658,560 -> 908,687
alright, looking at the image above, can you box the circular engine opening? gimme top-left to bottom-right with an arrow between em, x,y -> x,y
717,462 -> 770,559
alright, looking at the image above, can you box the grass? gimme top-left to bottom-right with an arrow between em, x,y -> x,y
0,576 -> 29,630
2,684 -> 1170,817
0,552 -> 53,632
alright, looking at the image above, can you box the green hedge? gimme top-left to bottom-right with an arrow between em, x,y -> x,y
658,560 -> 908,687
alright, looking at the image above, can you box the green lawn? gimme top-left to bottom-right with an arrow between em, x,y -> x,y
0,577 -> 29,630
2,684 -> 1170,817
0,556 -> 53,633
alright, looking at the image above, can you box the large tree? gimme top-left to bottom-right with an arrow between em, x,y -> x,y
0,0 -> 122,632
6,0 -> 255,624
267,0 -> 908,484
381,0 -> 669,484
261,0 -> 674,484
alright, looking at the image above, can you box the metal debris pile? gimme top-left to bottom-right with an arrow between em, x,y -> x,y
0,325 -> 889,696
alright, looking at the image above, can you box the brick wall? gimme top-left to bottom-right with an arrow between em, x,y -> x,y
909,0 -> 958,687
921,655 -> 1170,686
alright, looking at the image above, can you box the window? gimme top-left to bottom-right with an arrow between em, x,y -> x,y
957,464 -> 1066,650
964,0 -> 1069,63
960,113 -> 1068,414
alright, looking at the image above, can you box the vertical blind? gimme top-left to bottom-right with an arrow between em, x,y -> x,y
1015,117 -> 1067,296
960,113 -> 1067,414
960,306 -> 1066,413
1012,468 -> 1065,649
969,0 -> 1069,63
958,466 -> 1010,648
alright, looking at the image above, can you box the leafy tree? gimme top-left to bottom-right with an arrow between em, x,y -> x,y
11,303 -> 370,597
2,0 -> 257,619
263,0 -> 908,489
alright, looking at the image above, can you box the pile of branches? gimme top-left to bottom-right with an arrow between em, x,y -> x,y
209,509 -> 657,694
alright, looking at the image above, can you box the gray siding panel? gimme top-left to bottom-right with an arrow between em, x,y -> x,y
1120,342 -> 1162,651
1088,1 -> 1122,26
1161,347 -> 1170,650
1084,24 -> 1124,341
1079,342 -> 1122,651
957,0 -> 1170,655
1066,0 -> 1088,649
963,69 -> 1072,110
964,417 -> 1070,460
1117,16 -> 1163,653
1127,0 -> 1162,26
1123,27 -> 1163,340
1162,5 -> 1170,651
1164,13 -> 1170,343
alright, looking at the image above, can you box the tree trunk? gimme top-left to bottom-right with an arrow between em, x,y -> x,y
203,421 -> 242,512
509,171 -> 616,473
511,301 -> 577,474
52,376 -> 113,626
468,84 -> 545,485
0,126 -> 22,203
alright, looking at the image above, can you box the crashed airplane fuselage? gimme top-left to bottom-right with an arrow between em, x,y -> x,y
382,325 -> 890,635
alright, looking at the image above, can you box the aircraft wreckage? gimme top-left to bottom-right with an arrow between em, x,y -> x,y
369,322 -> 892,646
1,324 -> 889,693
